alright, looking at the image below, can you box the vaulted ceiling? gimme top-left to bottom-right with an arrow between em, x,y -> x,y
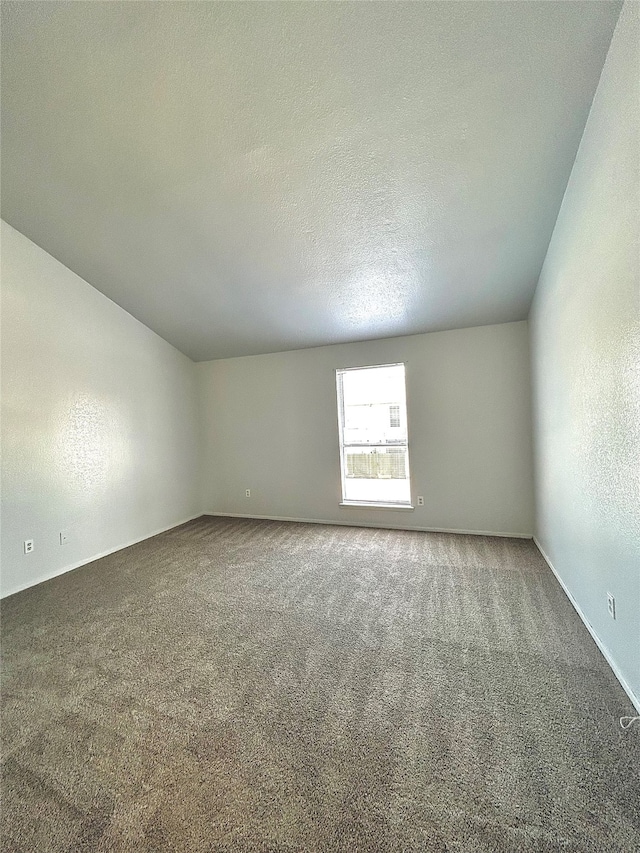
1,2 -> 621,360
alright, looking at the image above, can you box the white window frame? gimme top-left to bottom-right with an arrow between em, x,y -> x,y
336,362 -> 413,509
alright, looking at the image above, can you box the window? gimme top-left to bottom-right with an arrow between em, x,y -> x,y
336,363 -> 412,506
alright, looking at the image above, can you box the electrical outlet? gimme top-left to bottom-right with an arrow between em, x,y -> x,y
417,496 -> 424,506
60,530 -> 70,546
24,539 -> 34,554
245,489 -> 251,498
607,592 -> 616,620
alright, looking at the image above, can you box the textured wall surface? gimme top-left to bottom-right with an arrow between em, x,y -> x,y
0,222 -> 201,597
1,2 -> 621,359
529,3 -> 640,704
198,322 -> 534,537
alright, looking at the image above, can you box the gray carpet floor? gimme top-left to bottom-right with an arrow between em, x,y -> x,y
1,516 -> 639,852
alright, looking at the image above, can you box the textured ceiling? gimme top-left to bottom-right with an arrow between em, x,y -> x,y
1,1 -> 621,361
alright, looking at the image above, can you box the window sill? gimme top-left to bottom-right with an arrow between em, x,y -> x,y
339,501 -> 415,511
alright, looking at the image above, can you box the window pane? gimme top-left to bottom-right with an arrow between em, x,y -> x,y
341,364 -> 407,445
343,447 -> 411,503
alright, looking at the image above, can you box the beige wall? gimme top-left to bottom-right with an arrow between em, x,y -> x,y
1,222 -> 201,597
197,321 -> 534,537
529,3 -> 639,706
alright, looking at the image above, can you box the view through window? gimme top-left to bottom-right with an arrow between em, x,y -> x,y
336,363 -> 411,505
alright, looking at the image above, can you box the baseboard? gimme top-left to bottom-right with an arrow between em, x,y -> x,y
204,511 -> 532,539
533,536 -> 640,715
1,513 -> 203,599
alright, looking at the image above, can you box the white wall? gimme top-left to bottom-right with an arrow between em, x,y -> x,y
529,4 -> 639,706
198,321 -> 534,537
1,222 -> 200,597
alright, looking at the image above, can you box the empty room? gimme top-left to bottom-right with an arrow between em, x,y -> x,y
1,1 -> 638,851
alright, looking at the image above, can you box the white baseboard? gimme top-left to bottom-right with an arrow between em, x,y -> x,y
533,536 -> 640,715
204,511 -> 532,539
1,513 -> 203,599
